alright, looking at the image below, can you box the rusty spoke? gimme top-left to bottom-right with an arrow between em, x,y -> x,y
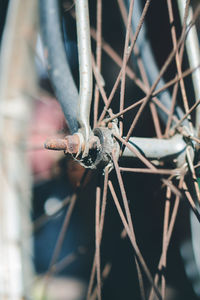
117,0 -> 152,87
149,177 -> 183,300
90,263 -> 112,300
167,0 -> 193,133
41,193 -> 77,296
90,27 -> 143,88
186,146 -> 200,205
33,196 -> 71,232
105,95 -> 180,125
40,170 -> 90,296
117,0 -> 163,138
95,185 -> 101,300
92,55 -> 108,107
98,0 -> 152,123
118,0 -> 135,135
87,168 -> 109,299
172,99 -> 200,131
164,82 -> 179,137
114,133 -> 156,170
153,65 -> 200,97
182,181 -> 200,223
149,101 -> 162,138
108,180 -> 162,300
125,9 -> 199,142
119,167 -> 180,176
161,187 -> 171,299
177,127 -> 200,144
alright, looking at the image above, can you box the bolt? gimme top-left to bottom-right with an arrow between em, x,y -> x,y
65,134 -> 80,153
44,134 -> 80,154
44,138 -> 68,151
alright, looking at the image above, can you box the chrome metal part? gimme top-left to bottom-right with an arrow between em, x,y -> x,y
75,0 -> 93,141
177,0 -> 200,130
122,134 -> 187,166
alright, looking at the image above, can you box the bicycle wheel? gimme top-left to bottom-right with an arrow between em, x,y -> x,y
40,0 -> 200,299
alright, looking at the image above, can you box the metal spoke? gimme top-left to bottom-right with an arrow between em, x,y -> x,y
112,150 -> 146,298
87,168 -> 109,299
112,151 -> 136,235
167,0 -> 193,133
105,95 -> 179,125
105,97 -> 146,123
72,8 -> 146,103
90,263 -> 112,300
136,258 -> 146,300
161,178 -> 182,198
48,193 -> 76,271
40,170 -> 90,296
114,133 -> 156,170
92,55 -> 108,107
90,27 -> 144,89
172,99 -> 200,131
119,0 -> 135,134
117,0 -> 151,88
182,181 -> 200,223
98,0 -> 152,123
108,180 -> 162,300
95,185 -> 101,300
178,128 -> 200,144
33,196 -> 71,232
125,11 -> 199,142
119,167 -> 180,176
164,82 -> 179,137
186,146 -> 200,205
149,177 -> 183,300
161,187 -> 171,299
50,248 -> 84,275
149,101 -> 162,138
117,0 -> 162,138
153,65 -> 200,98
41,193 -> 77,296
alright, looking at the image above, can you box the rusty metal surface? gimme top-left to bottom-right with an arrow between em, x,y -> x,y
45,135 -> 80,154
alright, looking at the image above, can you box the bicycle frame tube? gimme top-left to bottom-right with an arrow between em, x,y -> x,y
40,0 -> 79,135
75,0 -> 93,141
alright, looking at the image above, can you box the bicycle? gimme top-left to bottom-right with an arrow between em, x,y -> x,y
0,0 -> 200,299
